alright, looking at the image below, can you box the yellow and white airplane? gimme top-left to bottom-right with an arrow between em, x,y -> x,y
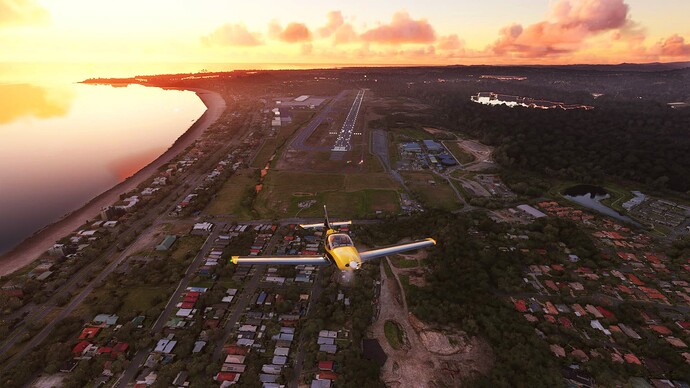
231,206 -> 436,271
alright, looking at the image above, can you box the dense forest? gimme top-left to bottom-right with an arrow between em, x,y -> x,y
368,76 -> 690,193
358,211 -> 565,387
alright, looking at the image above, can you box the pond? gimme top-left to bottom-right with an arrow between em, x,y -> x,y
563,185 -> 641,226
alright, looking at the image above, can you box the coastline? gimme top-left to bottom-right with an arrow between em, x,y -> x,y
0,88 -> 226,277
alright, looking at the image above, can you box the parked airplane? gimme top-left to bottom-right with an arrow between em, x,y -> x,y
231,206 -> 436,271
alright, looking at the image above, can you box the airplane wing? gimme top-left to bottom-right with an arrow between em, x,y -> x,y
231,255 -> 330,266
299,221 -> 352,229
359,238 -> 436,262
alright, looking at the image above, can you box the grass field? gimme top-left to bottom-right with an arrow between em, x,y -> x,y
254,171 -> 401,218
382,259 -> 394,279
401,171 -> 462,211
384,320 -> 405,350
390,255 -> 419,268
444,141 -> 477,164
205,169 -> 258,218
120,286 -> 169,316
251,139 -> 277,168
390,127 -> 431,141
170,235 -> 205,263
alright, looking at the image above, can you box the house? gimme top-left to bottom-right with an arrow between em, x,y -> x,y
274,347 -> 290,357
112,342 -> 129,357
222,364 -> 246,373
272,356 -> 287,365
214,372 -> 239,383
156,235 -> 177,251
260,374 -> 279,383
93,314 -> 119,326
318,361 -> 334,371
192,341 -> 206,353
311,380 -> 331,388
318,337 -> 335,345
224,355 -> 246,364
316,371 -> 338,381
72,340 -> 91,355
224,345 -> 248,355
320,344 -> 337,354
172,371 -> 188,387
649,325 -> 673,335
666,337 -> 688,348
79,327 -> 101,339
262,364 -> 282,374
154,338 -> 177,353
131,316 -> 145,328
192,222 -> 214,235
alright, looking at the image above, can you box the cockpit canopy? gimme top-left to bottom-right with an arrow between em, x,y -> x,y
327,233 -> 354,249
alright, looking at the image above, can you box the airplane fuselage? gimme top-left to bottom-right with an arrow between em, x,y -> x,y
324,229 -> 362,271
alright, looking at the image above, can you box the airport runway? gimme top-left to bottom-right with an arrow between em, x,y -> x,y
289,90 -> 349,152
331,89 -> 365,153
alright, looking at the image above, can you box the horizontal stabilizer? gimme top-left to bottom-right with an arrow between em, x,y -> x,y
299,221 -> 352,229
231,255 -> 329,266
359,238 -> 436,262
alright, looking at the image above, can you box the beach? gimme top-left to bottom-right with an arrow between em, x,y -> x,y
0,88 -> 226,276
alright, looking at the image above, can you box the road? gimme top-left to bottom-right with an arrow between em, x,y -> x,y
289,268 -> 324,387
212,267 -> 264,361
370,129 -> 409,193
211,229 -> 286,361
116,226 -> 223,388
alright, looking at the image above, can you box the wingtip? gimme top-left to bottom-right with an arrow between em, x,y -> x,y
231,256 -> 239,264
427,238 -> 437,245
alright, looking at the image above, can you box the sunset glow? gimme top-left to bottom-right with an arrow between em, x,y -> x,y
1,0 -> 689,70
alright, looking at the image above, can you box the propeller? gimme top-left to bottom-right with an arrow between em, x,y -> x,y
349,260 -> 360,269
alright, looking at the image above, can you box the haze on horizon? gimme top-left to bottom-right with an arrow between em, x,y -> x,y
1,0 -> 690,73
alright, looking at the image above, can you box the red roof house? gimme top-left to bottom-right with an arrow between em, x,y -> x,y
514,300 -> 527,312
78,327 -> 101,339
215,372 -> 239,382
112,342 -> 129,357
597,306 -> 615,319
649,325 -> 672,335
72,340 -> 90,354
316,371 -> 338,381
318,361 -> 334,371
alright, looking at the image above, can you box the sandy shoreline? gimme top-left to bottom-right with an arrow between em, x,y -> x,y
0,88 -> 226,277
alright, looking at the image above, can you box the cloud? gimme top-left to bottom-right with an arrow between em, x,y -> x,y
438,34 -> 464,51
491,0 -> 632,57
201,23 -> 262,47
653,34 -> 690,57
0,0 -> 49,26
301,43 -> 313,55
270,21 -> 312,43
0,84 -> 72,124
319,11 -> 344,37
318,10 -> 358,45
361,11 -> 436,44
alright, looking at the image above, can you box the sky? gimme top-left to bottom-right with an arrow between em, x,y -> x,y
1,0 -> 690,70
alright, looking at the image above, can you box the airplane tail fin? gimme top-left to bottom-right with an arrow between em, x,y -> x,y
323,205 -> 331,230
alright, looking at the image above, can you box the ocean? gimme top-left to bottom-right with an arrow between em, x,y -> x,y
0,64 -> 208,254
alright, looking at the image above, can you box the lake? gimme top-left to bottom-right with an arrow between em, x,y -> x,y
0,81 -> 206,254
563,185 -> 640,226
